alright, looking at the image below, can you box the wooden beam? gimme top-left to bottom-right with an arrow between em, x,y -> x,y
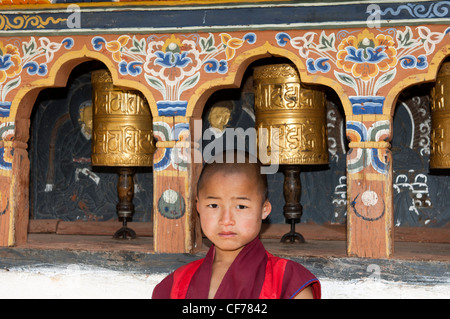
28,220 -> 153,237
28,220 -> 449,244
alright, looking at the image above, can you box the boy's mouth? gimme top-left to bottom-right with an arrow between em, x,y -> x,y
218,231 -> 237,238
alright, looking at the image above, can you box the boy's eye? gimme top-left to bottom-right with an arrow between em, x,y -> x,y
236,204 -> 248,210
207,204 -> 218,208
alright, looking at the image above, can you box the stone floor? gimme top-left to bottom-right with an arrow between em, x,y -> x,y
0,233 -> 447,282
0,233 -> 448,298
18,233 -> 450,262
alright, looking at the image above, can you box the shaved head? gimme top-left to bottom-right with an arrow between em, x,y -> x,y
197,151 -> 268,203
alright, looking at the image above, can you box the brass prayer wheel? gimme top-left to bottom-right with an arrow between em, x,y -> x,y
91,69 -> 156,167
254,63 -> 328,243
254,63 -> 328,166
430,61 -> 450,169
91,69 -> 156,239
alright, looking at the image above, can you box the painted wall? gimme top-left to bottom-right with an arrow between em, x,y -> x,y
29,63 -> 154,222
0,1 -> 449,258
28,64 -> 450,227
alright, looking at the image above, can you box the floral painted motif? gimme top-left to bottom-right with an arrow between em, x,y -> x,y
336,29 -> 397,81
93,32 -> 256,116
0,42 -> 22,107
0,37 -> 73,106
0,36 -> 73,173
0,42 -> 22,84
277,26 -> 450,114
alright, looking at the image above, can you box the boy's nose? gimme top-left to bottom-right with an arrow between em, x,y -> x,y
219,207 -> 235,226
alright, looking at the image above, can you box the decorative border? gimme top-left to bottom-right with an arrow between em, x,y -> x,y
379,1 -> 450,19
0,1 -> 449,35
346,120 -> 391,174
153,121 -> 190,171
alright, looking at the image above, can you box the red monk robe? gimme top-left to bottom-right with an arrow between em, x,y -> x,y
152,237 -> 321,299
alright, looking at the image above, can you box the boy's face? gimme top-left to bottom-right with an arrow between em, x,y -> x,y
196,170 -> 271,254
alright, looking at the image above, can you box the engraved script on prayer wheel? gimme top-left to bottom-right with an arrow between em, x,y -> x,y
430,61 -> 450,169
254,63 -> 328,165
91,69 -> 156,167
254,63 -> 328,244
91,69 -> 155,239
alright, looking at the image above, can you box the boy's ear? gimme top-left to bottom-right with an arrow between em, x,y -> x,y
262,200 -> 272,220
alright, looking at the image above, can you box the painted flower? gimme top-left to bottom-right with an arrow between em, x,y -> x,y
105,35 -> 130,62
292,32 -> 316,58
220,33 -> 245,60
0,42 -> 21,84
417,26 -> 447,56
219,33 -> 256,60
336,29 -> 397,81
39,37 -> 70,63
276,32 -> 315,58
144,35 -> 200,86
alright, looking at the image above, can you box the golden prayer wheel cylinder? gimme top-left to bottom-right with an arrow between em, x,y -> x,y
254,63 -> 328,243
430,61 -> 450,169
91,69 -> 156,167
254,63 -> 328,165
91,69 -> 156,239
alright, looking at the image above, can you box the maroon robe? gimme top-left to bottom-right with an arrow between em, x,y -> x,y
152,237 -> 321,299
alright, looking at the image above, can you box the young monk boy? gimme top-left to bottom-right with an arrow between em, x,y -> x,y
152,151 -> 321,299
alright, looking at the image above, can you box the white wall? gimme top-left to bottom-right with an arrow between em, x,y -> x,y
0,265 -> 448,299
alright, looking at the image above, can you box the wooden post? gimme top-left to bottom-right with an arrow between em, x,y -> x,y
0,165 -> 13,247
346,116 -> 394,258
0,141 -> 29,247
152,116 -> 202,253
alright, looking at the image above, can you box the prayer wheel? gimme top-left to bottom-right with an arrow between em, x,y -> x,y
254,63 -> 328,243
430,61 -> 450,169
91,69 -> 156,238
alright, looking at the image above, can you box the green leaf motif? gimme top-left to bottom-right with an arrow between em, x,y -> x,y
178,73 -> 200,99
317,31 -> 336,52
200,34 -> 216,53
145,74 -> 166,99
334,70 -> 358,95
373,68 -> 396,95
2,77 -> 21,101
22,38 -> 37,57
130,37 -> 146,55
396,27 -> 417,49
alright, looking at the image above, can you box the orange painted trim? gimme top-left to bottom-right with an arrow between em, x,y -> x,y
0,0 -> 292,9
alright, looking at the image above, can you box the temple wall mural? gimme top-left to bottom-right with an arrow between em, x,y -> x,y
29,63 -> 154,222
0,0 -> 448,258
27,62 -> 450,227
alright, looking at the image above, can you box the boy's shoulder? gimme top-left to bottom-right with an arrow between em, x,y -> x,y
266,251 -> 315,275
265,251 -> 316,281
152,257 -> 205,299
265,251 -> 321,299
